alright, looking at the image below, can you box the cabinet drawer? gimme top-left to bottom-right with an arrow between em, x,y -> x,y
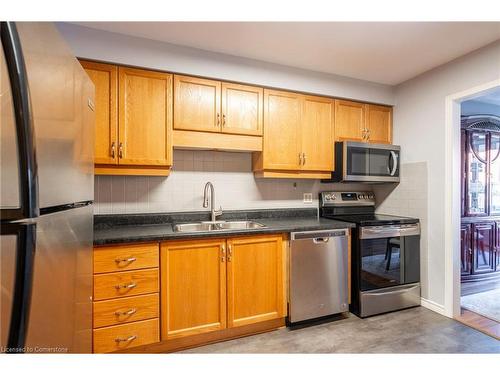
94,243 -> 159,274
93,318 -> 159,353
93,293 -> 159,328
94,269 -> 159,301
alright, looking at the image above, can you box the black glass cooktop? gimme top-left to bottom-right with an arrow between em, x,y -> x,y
325,214 -> 419,226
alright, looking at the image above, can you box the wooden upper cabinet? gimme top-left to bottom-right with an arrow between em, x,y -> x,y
161,239 -> 227,340
174,75 -> 221,133
334,100 -> 392,144
262,89 -> 302,170
366,104 -> 392,144
334,100 -> 365,142
301,95 -> 334,172
226,235 -> 284,328
118,67 -> 173,166
221,83 -> 263,136
79,60 -> 118,165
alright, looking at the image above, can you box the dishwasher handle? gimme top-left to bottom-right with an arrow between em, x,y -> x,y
291,229 -> 348,241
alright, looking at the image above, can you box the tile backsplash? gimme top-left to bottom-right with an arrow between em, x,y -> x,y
94,150 -> 369,214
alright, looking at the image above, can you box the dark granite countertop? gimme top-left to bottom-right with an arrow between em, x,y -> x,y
93,208 -> 355,245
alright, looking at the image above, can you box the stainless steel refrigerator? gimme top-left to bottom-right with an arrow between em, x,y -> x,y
1,22 -> 94,353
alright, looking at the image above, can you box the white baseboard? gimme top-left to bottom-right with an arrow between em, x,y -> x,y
421,298 -> 446,315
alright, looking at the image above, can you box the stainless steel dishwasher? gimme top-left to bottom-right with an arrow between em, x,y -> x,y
289,229 -> 349,324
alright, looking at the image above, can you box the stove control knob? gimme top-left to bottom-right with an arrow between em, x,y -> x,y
359,194 -> 365,199
368,194 -> 374,199
331,194 -> 336,200
325,194 -> 332,200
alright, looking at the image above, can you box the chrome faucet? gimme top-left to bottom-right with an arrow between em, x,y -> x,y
203,182 -> 223,222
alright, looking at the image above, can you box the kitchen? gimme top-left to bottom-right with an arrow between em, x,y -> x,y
1,3 -> 500,373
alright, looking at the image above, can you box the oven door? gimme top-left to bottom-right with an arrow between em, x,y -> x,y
358,224 -> 420,291
344,142 -> 400,182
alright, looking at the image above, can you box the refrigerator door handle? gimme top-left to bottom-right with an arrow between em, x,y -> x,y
4,223 -> 37,352
1,22 -> 38,221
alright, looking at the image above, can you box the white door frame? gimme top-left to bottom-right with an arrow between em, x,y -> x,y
444,79 -> 500,318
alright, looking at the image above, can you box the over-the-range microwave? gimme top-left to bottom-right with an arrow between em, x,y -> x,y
322,141 -> 401,183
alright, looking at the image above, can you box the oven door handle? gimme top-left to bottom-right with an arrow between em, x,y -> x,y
364,284 -> 420,296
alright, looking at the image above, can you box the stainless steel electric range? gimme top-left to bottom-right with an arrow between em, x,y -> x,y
319,191 -> 421,318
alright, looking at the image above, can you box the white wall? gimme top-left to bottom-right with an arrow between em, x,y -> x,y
95,150 -> 370,214
56,23 -> 394,105
391,40 -> 500,307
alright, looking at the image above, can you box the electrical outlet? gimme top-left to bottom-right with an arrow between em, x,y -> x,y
303,193 -> 313,203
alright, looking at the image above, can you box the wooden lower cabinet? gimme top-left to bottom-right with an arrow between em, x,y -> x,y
92,243 -> 161,353
471,222 -> 497,274
160,238 -> 227,340
93,318 -> 159,353
461,224 -> 472,277
461,220 -> 500,282
93,293 -> 159,328
160,234 -> 286,343
227,235 -> 284,327
93,235 -> 287,352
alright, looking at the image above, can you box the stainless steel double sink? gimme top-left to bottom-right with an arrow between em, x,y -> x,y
173,220 -> 266,233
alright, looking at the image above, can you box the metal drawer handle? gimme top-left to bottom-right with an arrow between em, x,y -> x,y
111,142 -> 116,158
114,308 -> 137,317
313,237 -> 329,244
115,257 -> 137,265
115,282 -> 137,290
115,335 -> 137,343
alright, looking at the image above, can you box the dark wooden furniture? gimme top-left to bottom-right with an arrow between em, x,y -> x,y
461,115 -> 500,283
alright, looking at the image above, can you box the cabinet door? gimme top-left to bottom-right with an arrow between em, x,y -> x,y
334,100 -> 365,142
471,222 -> 496,274
301,95 -> 334,171
118,67 -> 172,166
496,222 -> 500,270
366,104 -> 392,144
460,224 -> 472,276
489,133 -> 500,216
79,60 -> 118,165
221,82 -> 263,136
226,235 -> 284,328
173,75 -> 221,133
263,89 -> 302,170
465,131 -> 488,216
161,239 -> 226,339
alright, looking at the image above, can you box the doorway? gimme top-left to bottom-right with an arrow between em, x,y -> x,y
445,84 -> 500,339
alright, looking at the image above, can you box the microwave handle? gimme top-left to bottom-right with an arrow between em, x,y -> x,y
389,151 -> 398,176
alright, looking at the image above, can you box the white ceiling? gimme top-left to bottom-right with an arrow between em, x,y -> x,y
74,22 -> 500,85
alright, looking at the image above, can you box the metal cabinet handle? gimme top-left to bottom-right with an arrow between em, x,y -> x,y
118,142 -> 123,158
111,142 -> 116,158
299,152 -> 303,165
221,244 -> 226,262
222,114 -> 226,126
114,257 -> 137,265
302,152 -> 306,165
217,113 -> 220,126
115,282 -> 137,290
115,335 -> 137,343
114,308 -> 137,317
227,244 -> 232,262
